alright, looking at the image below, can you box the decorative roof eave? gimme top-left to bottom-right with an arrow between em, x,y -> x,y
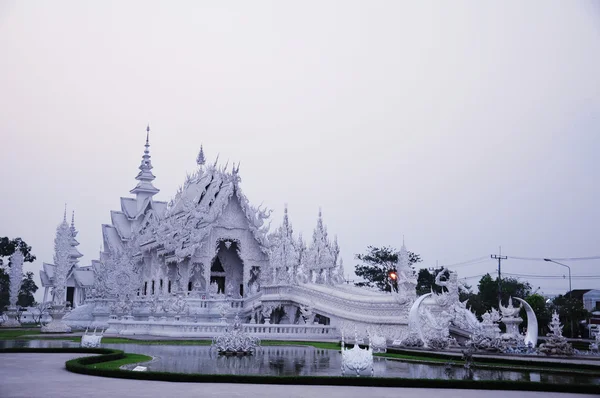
39,270 -> 51,287
233,186 -> 271,254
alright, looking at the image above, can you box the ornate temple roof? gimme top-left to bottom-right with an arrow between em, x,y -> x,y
97,129 -> 271,266
136,152 -> 271,263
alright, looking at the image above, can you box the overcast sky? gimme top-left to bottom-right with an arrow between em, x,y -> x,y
1,1 -> 599,300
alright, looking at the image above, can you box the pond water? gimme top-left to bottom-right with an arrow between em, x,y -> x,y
2,339 -> 599,384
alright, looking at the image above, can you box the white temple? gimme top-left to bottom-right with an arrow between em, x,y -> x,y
40,127 -> 427,339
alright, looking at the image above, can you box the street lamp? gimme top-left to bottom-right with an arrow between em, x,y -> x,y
543,259 -> 572,297
544,258 -> 573,337
388,271 -> 398,293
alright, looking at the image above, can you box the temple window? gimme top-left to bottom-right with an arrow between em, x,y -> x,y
143,281 -> 148,295
151,280 -> 155,295
188,281 -> 192,291
168,280 -> 172,293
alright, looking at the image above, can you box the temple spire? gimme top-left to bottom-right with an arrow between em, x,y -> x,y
196,145 -> 206,166
283,204 -> 289,228
130,125 -> 160,208
67,210 -> 83,267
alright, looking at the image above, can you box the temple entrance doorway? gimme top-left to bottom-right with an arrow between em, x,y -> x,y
210,239 -> 244,297
66,287 -> 75,307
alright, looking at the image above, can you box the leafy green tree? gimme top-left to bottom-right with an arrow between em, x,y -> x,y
354,246 -> 421,292
525,293 -> 551,336
551,294 -> 589,338
477,273 -> 532,311
0,237 -> 36,266
416,267 -> 450,296
18,272 -> 38,307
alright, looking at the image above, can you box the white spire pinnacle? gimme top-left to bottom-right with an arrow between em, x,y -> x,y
196,145 -> 206,166
130,125 -> 160,199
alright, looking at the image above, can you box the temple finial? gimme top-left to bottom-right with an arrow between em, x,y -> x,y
63,203 -> 67,223
196,145 -> 206,166
130,125 -> 160,202
283,204 -> 289,226
71,211 -> 75,229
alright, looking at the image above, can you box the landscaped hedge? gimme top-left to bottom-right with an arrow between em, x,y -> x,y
0,347 -> 119,356
2,347 -> 599,394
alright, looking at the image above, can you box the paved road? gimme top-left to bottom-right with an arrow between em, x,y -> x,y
0,353 -> 595,398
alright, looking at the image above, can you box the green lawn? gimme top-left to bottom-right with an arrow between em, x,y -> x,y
0,329 -> 42,340
88,353 -> 153,370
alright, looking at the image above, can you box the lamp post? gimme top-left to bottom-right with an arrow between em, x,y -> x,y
544,258 -> 573,337
388,271 -> 398,293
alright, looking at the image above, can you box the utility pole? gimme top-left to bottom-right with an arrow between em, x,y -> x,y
491,246 -> 507,305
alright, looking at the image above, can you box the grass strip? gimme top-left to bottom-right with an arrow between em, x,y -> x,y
0,329 -> 42,340
88,353 -> 152,370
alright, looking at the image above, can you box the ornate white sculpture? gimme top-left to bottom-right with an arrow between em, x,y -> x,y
211,314 -> 260,355
514,297 -> 538,347
267,206 -> 299,286
261,305 -> 274,324
341,329 -> 374,377
538,311 -> 573,356
299,303 -> 313,324
42,213 -> 72,333
499,297 -> 523,341
369,334 -> 387,353
432,267 -> 480,333
1,251 -> 24,327
215,300 -> 230,321
81,328 -> 104,348
305,210 -> 341,286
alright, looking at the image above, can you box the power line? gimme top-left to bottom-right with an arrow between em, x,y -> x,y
503,272 -> 600,279
506,255 -> 600,261
440,256 -> 489,268
450,259 -> 491,268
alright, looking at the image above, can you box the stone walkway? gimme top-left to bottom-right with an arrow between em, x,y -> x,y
0,353 -> 596,398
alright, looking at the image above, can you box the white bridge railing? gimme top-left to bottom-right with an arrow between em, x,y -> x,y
106,318 -> 337,339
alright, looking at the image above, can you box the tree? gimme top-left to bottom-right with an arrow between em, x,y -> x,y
30,301 -> 50,325
354,246 -> 421,292
416,267 -> 451,296
0,237 -> 36,266
476,273 -> 532,312
551,294 -> 589,338
525,293 -> 551,336
18,272 -> 38,307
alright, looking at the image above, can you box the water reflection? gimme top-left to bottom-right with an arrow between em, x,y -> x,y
1,340 -> 599,384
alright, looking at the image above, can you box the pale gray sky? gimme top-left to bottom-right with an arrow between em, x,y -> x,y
1,1 -> 599,300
